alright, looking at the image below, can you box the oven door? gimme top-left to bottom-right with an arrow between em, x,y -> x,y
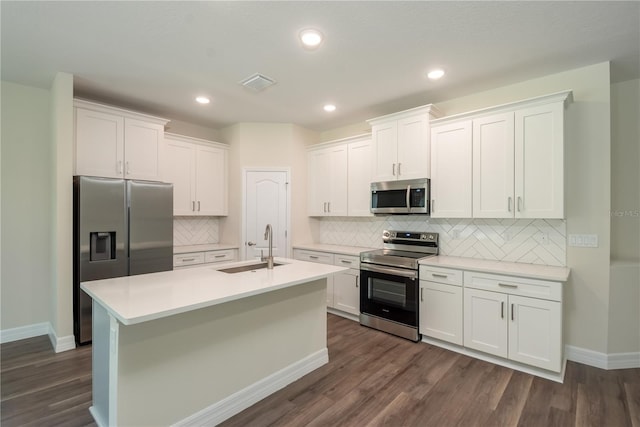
360,263 -> 418,326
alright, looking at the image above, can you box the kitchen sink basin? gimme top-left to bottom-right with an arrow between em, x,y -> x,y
218,262 -> 284,274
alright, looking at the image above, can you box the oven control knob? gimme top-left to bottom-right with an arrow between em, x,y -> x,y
383,231 -> 390,238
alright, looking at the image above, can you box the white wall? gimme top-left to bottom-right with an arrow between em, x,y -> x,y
1,81 -> 52,329
219,123 -> 317,251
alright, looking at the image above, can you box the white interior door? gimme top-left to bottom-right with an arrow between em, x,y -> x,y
244,170 -> 289,260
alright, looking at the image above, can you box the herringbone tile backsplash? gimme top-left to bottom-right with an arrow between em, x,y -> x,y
318,217 -> 567,267
174,217 -> 219,246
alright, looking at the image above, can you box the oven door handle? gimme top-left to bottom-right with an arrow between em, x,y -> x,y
361,263 -> 417,280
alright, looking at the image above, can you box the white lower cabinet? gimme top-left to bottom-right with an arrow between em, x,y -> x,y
293,249 -> 360,317
419,266 -> 463,345
463,271 -> 563,372
419,264 -> 564,375
173,249 -> 237,269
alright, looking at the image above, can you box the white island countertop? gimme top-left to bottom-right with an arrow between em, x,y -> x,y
81,258 -> 346,326
419,255 -> 570,282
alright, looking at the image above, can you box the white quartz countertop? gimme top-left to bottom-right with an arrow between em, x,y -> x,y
293,243 -> 376,256
81,258 -> 346,326
174,244 -> 239,254
419,256 -> 570,282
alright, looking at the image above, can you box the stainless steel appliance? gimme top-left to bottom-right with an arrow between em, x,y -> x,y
370,178 -> 430,215
73,176 -> 173,344
360,230 -> 439,341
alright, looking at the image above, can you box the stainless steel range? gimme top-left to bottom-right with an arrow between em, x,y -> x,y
359,230 -> 439,342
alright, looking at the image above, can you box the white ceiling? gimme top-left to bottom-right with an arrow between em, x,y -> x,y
2,1 -> 639,132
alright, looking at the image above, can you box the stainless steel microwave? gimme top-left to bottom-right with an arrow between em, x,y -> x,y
370,178 -> 430,215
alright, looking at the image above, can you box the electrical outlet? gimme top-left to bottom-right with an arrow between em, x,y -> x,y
568,234 -> 599,248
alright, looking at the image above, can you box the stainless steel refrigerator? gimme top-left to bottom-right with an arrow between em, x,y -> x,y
73,176 -> 173,344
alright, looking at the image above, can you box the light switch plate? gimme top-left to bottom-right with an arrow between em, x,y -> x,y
568,234 -> 599,248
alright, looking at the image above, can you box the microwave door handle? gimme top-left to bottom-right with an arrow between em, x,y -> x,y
406,184 -> 411,213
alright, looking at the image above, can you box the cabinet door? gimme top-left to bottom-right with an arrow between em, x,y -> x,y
334,268 -> 360,315
328,145 -> 348,216
508,295 -> 562,372
308,149 -> 331,216
75,108 -> 124,178
123,118 -> 164,181
371,122 -> 398,181
164,140 -> 196,215
347,138 -> 373,216
430,120 -> 472,218
473,113 -> 515,218
420,281 -> 463,345
515,102 -> 564,218
464,288 -> 508,358
195,145 -> 227,215
397,115 -> 430,180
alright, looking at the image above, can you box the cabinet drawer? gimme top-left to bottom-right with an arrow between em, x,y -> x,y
293,249 -> 334,265
205,249 -> 236,264
334,254 -> 360,269
419,265 -> 463,286
173,253 -> 205,267
463,271 -> 562,302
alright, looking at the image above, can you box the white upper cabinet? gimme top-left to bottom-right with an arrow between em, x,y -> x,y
430,120 -> 473,218
515,102 -> 565,218
307,134 -> 372,217
74,99 -> 168,181
473,112 -> 515,218
368,105 -> 441,182
347,137 -> 373,217
431,90 -> 572,220
164,133 -> 228,216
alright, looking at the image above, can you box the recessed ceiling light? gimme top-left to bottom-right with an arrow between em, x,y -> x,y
323,104 -> 336,112
427,69 -> 445,80
195,96 -> 210,104
300,28 -> 323,49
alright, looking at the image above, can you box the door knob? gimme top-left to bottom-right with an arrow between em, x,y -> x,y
247,241 -> 256,246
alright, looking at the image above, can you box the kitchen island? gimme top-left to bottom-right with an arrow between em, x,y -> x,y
81,258 -> 346,427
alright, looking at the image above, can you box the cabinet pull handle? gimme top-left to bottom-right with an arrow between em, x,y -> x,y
198,201 -> 201,211
125,161 -> 130,175
392,163 -> 396,176
398,163 -> 402,176
511,303 -> 515,321
323,202 -> 327,213
431,200 -> 435,212
498,283 -> 518,288
432,273 -> 448,278
517,196 -> 523,212
421,287 -> 424,302
182,257 -> 195,262
192,201 -> 196,211
501,301 -> 504,319
117,160 -> 123,174
327,202 -> 331,213
214,254 -> 225,258
340,260 -> 352,264
356,276 -> 359,287
508,197 -> 512,212
309,255 -> 319,260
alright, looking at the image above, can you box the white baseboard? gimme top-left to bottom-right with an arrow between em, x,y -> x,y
0,322 -> 50,344
0,322 -> 75,353
173,348 -> 329,427
566,345 -> 640,370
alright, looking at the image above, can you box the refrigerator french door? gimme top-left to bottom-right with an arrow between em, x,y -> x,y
73,176 -> 173,344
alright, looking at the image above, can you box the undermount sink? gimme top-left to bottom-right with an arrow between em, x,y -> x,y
219,262 -> 284,274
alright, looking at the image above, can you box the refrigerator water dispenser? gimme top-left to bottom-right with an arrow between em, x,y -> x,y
90,232 -> 116,261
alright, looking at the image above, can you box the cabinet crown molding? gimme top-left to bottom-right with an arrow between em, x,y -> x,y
432,90 -> 573,126
308,133 -> 371,151
74,98 -> 170,125
164,132 -> 229,150
366,104 -> 443,125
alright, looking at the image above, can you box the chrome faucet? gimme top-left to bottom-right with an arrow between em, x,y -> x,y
262,224 -> 274,269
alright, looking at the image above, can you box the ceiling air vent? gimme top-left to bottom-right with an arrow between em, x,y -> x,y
239,73 -> 276,92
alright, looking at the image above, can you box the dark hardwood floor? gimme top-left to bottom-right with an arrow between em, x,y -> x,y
2,314 -> 639,426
